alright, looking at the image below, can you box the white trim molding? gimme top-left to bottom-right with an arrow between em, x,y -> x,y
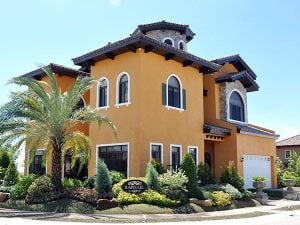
27,148 -> 47,175
149,142 -> 164,164
169,144 -> 182,170
96,142 -> 130,177
96,77 -> 110,110
165,74 -> 184,112
285,149 -> 292,159
188,145 -> 199,165
115,72 -> 131,107
162,37 -> 175,47
227,89 -> 248,124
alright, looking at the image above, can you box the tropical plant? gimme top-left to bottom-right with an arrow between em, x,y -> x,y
83,176 -> 95,189
11,174 -> 37,199
252,176 -> 267,182
95,160 -> 112,196
0,66 -> 115,190
145,162 -> 160,191
180,153 -> 198,197
62,178 -> 83,189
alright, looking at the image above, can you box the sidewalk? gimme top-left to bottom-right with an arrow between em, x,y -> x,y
0,199 -> 300,223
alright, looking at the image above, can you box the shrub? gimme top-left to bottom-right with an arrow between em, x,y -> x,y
0,150 -> 10,170
197,163 -> 216,186
180,154 -> 198,197
158,169 -> 188,191
95,160 -> 112,196
151,159 -> 165,174
110,171 -> 126,185
0,167 -> 6,182
62,178 -> 83,189
26,175 -> 57,204
161,188 -> 188,205
0,185 -> 14,193
276,157 -> 285,187
11,174 -> 37,199
116,190 -> 178,207
209,191 -> 231,207
242,190 -> 253,200
145,162 -> 160,191
202,183 -> 242,200
220,165 -> 244,192
3,160 -> 18,186
282,170 -> 296,179
83,176 -> 95,189
288,151 -> 300,175
63,187 -> 102,205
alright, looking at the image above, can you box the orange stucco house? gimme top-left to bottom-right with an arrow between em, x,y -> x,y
23,21 -> 278,188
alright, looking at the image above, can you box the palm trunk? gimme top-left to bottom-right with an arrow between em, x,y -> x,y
52,147 -> 62,191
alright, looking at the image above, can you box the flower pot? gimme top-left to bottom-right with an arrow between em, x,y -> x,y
284,179 -> 296,193
252,181 -> 266,194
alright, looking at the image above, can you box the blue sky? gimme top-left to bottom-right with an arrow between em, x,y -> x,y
0,0 -> 300,141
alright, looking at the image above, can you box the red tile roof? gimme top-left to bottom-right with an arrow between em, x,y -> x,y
276,134 -> 300,146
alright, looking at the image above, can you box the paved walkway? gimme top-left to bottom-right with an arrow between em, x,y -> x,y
0,199 -> 300,223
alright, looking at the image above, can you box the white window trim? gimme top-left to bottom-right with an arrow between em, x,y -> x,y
166,74 -> 184,112
162,37 -> 174,47
170,144 -> 182,170
115,72 -> 131,107
96,77 -> 110,110
188,145 -> 199,165
227,89 -> 248,124
27,148 -> 47,175
96,142 -> 130,178
285,150 -> 292,159
178,40 -> 186,51
149,142 -> 164,164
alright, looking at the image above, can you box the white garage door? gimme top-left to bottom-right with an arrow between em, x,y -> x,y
243,155 -> 272,189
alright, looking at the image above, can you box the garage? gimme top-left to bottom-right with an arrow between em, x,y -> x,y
243,154 -> 272,189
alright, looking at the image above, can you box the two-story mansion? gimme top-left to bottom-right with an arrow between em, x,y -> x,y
23,21 -> 278,188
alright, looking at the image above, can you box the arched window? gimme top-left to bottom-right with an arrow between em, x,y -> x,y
229,91 -> 245,122
167,76 -> 181,108
178,41 -> 185,50
163,37 -> 174,46
74,97 -> 85,111
98,78 -> 109,108
116,72 -> 130,105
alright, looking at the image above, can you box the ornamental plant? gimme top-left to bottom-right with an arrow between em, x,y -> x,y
3,159 -> 18,186
145,162 -> 160,191
95,160 -> 112,196
180,153 -> 198,197
11,174 -> 37,199
220,165 -> 244,192
252,176 -> 267,182
197,163 -> 216,186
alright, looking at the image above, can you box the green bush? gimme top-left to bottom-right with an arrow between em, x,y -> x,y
197,163 -> 216,186
0,185 -> 14,193
220,166 -> 244,192
83,176 -> 95,189
0,150 -> 10,169
276,157 -> 285,187
95,160 -> 112,196
25,175 -> 57,204
11,174 -> 37,199
116,190 -> 178,207
110,171 -> 126,185
151,159 -> 165,174
202,183 -> 242,200
0,167 -> 6,182
3,160 -> 18,186
180,154 -> 198,197
242,190 -> 253,200
161,187 -> 188,205
158,169 -> 188,191
145,162 -> 160,191
62,178 -> 83,189
208,191 -> 231,207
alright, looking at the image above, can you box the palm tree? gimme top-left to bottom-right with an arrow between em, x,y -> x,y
0,66 -> 115,190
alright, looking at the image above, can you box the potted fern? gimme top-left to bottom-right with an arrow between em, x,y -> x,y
252,176 -> 267,194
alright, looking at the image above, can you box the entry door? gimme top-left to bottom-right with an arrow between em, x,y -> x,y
243,155 -> 272,189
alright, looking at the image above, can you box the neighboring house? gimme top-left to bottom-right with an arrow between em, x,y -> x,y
276,134 -> 300,166
23,21 -> 278,188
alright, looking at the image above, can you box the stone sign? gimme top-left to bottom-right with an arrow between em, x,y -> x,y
121,179 -> 148,194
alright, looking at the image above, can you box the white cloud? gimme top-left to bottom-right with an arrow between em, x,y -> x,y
277,125 -> 300,141
108,0 -> 122,6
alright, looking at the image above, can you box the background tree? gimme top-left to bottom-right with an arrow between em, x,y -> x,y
0,66 -> 115,190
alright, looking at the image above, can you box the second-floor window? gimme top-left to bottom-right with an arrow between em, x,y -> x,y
117,73 -> 130,105
229,91 -> 245,122
98,78 -> 108,107
168,76 -> 181,108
